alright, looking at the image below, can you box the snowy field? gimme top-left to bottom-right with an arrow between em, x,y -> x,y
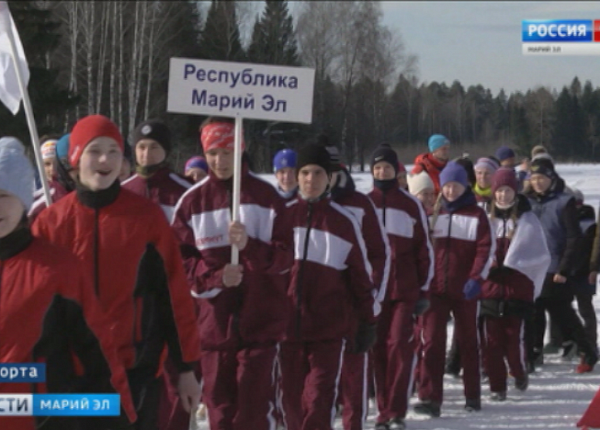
199,164 -> 600,430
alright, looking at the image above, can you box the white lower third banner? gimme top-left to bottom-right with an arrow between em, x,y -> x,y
523,43 -> 600,55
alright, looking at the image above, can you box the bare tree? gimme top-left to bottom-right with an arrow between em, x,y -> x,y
127,2 -> 149,133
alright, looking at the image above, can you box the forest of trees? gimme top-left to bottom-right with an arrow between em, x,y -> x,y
3,0 -> 600,172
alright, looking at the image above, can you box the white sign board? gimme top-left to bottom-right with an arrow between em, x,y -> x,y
167,58 -> 315,123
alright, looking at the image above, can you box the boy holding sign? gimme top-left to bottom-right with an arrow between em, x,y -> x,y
171,118 -> 293,430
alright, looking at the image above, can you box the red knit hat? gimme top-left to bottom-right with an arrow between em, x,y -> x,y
200,122 -> 245,153
492,167 -> 518,195
69,115 -> 124,167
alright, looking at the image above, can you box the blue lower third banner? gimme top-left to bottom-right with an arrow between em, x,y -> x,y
0,363 -> 45,383
0,394 -> 120,416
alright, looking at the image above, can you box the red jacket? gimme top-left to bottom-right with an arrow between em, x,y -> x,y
331,169 -> 390,302
31,182 -> 201,375
411,153 -> 447,195
171,165 -> 293,350
369,185 -> 434,302
429,188 -> 495,300
285,196 -> 376,341
122,167 -> 192,221
0,230 -> 136,430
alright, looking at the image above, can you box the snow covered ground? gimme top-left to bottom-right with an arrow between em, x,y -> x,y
198,164 -> 600,430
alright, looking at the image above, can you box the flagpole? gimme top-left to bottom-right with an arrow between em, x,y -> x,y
230,115 -> 243,265
0,2 -> 51,207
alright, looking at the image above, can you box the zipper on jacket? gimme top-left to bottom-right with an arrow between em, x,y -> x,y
443,213 -> 453,294
93,209 -> 100,297
295,203 -> 314,338
382,192 -> 387,226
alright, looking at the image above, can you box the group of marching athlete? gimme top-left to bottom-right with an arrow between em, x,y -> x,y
0,113 -> 599,430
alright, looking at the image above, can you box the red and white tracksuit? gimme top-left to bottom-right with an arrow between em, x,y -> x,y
171,165 -> 293,430
417,189 -> 495,406
368,185 -> 433,423
279,195 -> 376,430
332,170 -> 391,430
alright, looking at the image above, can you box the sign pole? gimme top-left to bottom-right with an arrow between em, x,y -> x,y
230,116 -> 243,265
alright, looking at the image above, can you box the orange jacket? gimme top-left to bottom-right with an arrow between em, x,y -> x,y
411,152 -> 447,195
32,182 -> 201,376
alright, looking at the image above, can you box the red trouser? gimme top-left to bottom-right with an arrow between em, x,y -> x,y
373,300 -> 417,423
280,340 -> 345,430
201,344 -> 278,430
483,315 -> 526,393
339,351 -> 368,430
418,295 -> 480,405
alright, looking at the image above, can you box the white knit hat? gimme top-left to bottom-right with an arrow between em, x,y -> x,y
0,137 -> 35,211
407,171 -> 434,196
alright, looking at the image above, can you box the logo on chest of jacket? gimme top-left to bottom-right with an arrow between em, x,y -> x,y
196,234 -> 225,247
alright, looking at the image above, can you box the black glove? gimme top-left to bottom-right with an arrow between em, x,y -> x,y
352,321 -> 377,354
414,297 -> 430,316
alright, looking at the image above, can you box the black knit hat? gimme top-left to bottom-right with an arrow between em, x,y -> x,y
297,143 -> 332,175
530,157 -> 556,180
316,134 -> 342,172
131,119 -> 171,154
370,144 -> 399,175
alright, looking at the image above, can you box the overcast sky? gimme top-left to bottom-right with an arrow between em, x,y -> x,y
379,1 -> 600,95
202,1 -> 600,97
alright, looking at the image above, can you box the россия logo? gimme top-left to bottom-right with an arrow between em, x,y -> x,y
522,20 -> 600,42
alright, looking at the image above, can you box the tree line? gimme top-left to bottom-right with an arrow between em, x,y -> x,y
3,0 -> 600,172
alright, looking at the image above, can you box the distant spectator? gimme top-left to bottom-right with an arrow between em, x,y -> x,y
407,171 -> 436,215
495,146 -> 517,168
516,157 -> 531,191
184,156 -> 208,183
473,157 -> 500,212
569,188 -> 599,354
531,145 -> 548,159
411,134 -> 450,195
453,154 -> 476,187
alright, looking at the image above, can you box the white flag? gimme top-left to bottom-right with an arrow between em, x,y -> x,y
0,1 -> 29,115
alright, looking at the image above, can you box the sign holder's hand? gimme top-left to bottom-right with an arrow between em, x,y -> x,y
222,264 -> 243,287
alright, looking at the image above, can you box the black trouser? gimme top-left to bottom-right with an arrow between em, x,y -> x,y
127,370 -> 161,430
533,275 -> 595,358
576,290 -> 598,349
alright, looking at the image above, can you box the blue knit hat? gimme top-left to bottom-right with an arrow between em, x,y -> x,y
0,137 -> 35,211
273,149 -> 297,173
428,134 -> 450,152
495,145 -> 515,162
56,133 -> 70,161
440,161 -> 468,187
185,156 -> 208,174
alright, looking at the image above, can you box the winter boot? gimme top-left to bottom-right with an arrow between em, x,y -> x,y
464,398 -> 481,412
576,348 -> 599,373
414,400 -> 441,417
490,391 -> 507,402
515,374 -> 529,391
